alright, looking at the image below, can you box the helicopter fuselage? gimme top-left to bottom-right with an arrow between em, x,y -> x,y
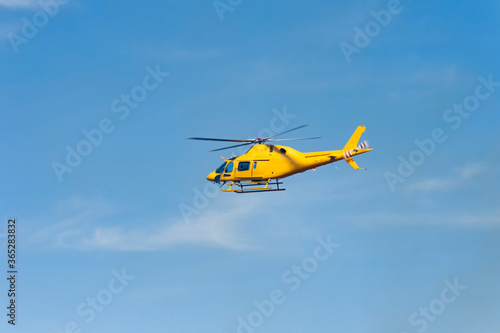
206,143 -> 371,183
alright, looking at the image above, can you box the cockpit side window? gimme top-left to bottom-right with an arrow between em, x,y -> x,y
238,161 -> 250,171
225,162 -> 234,173
215,162 -> 227,174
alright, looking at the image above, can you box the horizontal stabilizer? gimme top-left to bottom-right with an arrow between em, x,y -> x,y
345,158 -> 366,170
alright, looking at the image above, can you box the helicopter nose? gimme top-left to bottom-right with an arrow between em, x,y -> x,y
206,172 -> 215,181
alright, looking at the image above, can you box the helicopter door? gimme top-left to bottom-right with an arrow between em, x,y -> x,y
251,160 -> 270,179
221,161 -> 234,180
235,161 -> 252,179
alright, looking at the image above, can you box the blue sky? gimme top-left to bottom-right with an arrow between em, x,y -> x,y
1,0 -> 499,332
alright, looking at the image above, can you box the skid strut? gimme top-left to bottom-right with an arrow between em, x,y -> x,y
221,179 -> 286,193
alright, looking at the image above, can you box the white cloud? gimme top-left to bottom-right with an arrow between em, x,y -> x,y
29,196 -> 264,252
139,46 -> 223,62
351,209 -> 500,229
133,285 -> 196,302
0,0 -> 38,9
30,197 -> 118,245
164,48 -> 222,61
79,210 -> 255,251
407,162 -> 487,192
457,162 -> 486,179
409,65 -> 458,87
407,178 -> 454,192
457,210 -> 500,227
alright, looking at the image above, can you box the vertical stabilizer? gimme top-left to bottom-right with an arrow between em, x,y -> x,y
343,126 -> 366,151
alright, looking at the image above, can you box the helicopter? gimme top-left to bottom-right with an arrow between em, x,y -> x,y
189,125 -> 372,193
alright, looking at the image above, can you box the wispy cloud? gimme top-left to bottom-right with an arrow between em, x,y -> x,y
29,196 -> 264,252
0,0 -> 38,9
457,162 -> 486,179
133,285 -> 197,302
408,65 -> 458,87
407,178 -> 455,192
407,162 -> 487,192
80,208 -> 256,251
351,209 -> 500,229
29,197 -> 120,248
139,45 -> 224,62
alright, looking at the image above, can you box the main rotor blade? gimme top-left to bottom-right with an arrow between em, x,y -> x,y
188,137 -> 253,143
211,142 -> 254,152
265,124 -> 309,140
268,137 -> 321,142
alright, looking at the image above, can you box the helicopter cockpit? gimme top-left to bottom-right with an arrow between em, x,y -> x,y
214,156 -> 238,174
208,160 -> 235,183
215,162 -> 226,174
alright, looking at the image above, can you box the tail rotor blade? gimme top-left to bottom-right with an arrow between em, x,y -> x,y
357,140 -> 369,149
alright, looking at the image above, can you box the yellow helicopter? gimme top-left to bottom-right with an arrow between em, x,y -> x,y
189,125 -> 372,193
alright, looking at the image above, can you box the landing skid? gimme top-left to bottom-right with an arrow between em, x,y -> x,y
221,179 -> 286,193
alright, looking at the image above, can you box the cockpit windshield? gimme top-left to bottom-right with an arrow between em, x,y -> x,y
215,162 -> 227,174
